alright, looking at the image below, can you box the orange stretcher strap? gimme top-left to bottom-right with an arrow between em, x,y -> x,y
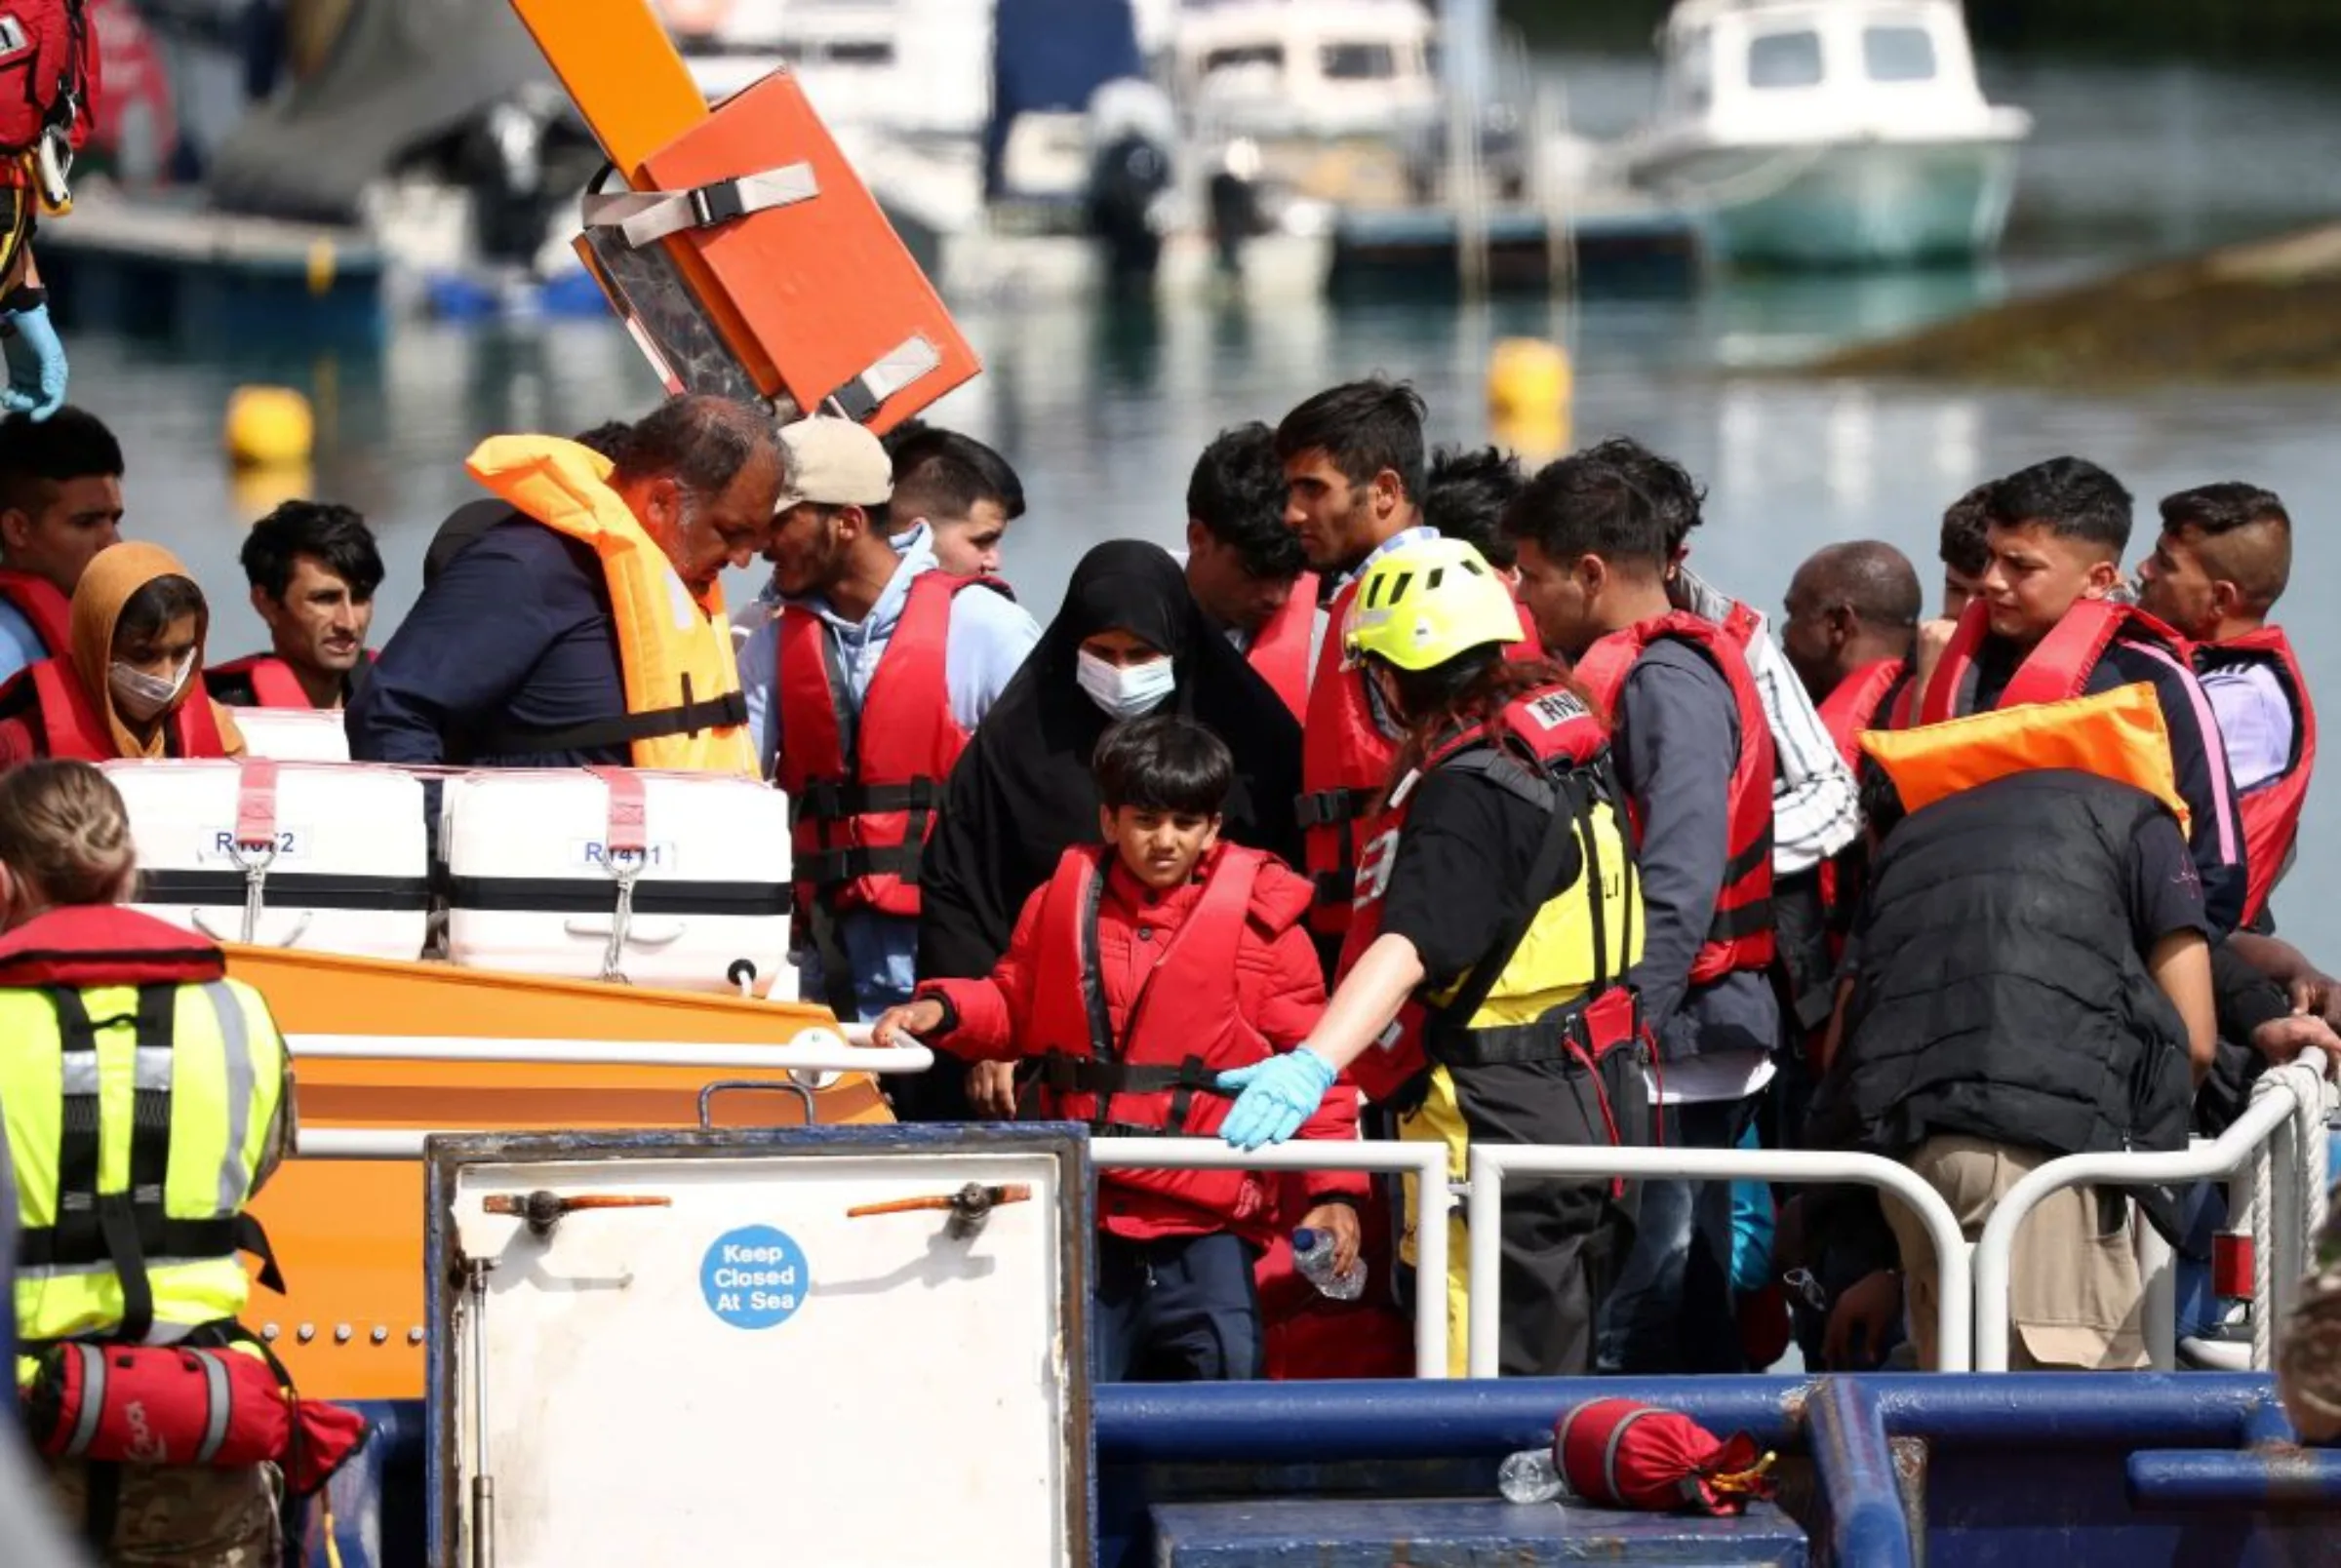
1858,682 -> 2189,835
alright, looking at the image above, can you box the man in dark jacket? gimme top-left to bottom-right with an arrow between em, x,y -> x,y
1810,767 -> 2215,1370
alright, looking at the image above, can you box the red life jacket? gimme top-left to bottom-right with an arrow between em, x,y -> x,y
18,656 -> 230,762
202,653 -> 307,709
1815,659 -> 1907,772
1022,843 -> 1281,1235
2196,625 -> 2317,925
0,0 -> 99,159
1572,611 -> 1776,985
202,651 -> 371,710
0,902 -> 223,988
1338,684 -> 1640,1104
1716,598 -> 1764,651
1918,596 -> 2189,724
775,570 -> 1002,921
0,568 -> 70,657
1246,571 -> 1317,721
1812,659 -> 1907,958
1300,574 -> 1539,938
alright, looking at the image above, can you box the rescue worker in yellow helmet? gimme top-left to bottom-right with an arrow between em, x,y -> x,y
1219,535 -> 1649,1376
0,761 -> 315,1564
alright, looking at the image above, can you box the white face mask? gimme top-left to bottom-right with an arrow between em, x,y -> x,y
1077,648 -> 1175,720
108,652 -> 193,723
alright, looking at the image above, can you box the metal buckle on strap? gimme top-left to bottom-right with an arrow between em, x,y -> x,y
691,179 -> 747,228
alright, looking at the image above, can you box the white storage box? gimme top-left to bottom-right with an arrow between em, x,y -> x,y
441,768 -> 795,996
230,707 -> 352,763
102,759 -> 430,961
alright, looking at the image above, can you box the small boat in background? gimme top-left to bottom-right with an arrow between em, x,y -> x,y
1616,0 -> 2030,269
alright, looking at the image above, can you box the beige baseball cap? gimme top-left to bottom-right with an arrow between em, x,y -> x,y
774,416 -> 894,512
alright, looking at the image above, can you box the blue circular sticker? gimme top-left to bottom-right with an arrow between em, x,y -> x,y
700,1225 -> 809,1330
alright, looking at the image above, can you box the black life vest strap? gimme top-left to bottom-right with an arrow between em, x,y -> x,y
1036,1050 -> 1225,1099
1295,786 -> 1373,828
476,684 -> 748,757
797,843 -> 928,888
1076,867 -> 1118,1134
789,777 -> 947,825
45,986 -> 174,1344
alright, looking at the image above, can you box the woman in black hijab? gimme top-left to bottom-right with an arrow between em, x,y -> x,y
918,538 -> 1305,989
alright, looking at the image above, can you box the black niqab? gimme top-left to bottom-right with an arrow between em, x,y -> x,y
918,539 -> 1305,979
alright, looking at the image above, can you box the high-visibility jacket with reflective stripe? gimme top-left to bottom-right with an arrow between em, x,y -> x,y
3,977 -> 287,1354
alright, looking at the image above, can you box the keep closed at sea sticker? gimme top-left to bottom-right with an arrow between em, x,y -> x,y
700,1225 -> 808,1329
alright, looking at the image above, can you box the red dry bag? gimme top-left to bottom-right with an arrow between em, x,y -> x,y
20,1341 -> 368,1496
1554,1397 -> 1776,1516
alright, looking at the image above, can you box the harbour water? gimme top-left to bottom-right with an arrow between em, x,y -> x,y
68,54 -> 2341,951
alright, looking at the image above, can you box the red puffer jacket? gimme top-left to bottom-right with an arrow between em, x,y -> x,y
925,843 -> 1369,1244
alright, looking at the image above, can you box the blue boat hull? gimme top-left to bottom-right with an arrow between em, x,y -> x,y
309,1373 -> 2339,1567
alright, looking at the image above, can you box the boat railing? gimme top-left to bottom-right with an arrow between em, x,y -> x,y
282,1024 -> 924,1078
1465,1143 -> 1973,1373
1973,1048 -> 2330,1373
292,1049 -> 2334,1379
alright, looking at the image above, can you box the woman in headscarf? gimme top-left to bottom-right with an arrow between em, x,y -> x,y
0,541 -> 245,766
912,541 -> 1303,1114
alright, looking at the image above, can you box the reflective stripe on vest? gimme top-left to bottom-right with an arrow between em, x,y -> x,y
1246,572 -> 1317,721
1572,611 -> 1776,983
0,568 -> 71,657
463,434 -> 758,776
25,656 -> 230,762
7,978 -> 284,1349
774,569 -> 992,920
2197,625 -> 2318,924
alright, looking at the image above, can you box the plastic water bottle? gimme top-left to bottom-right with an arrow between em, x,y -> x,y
1291,1227 -> 1366,1301
1497,1448 -> 1568,1504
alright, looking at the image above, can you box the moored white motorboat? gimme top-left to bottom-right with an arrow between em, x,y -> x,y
1616,0 -> 2030,269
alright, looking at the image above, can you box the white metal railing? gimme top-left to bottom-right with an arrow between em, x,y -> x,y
283,1025 -> 931,1078
1972,1050 -> 2329,1372
1464,1144 -> 1973,1375
291,1127 -> 1453,1379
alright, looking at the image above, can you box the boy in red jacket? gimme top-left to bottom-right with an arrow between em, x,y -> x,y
874,715 -> 1366,1381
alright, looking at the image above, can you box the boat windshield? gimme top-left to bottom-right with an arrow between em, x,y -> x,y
1747,27 -> 1824,90
1862,23 -> 1938,83
1322,41 -> 1399,81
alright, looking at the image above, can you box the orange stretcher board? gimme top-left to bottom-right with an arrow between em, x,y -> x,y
509,0 -> 979,431
228,946 -> 893,1400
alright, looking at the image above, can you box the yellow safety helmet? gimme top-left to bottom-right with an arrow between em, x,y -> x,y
1344,535 -> 1524,672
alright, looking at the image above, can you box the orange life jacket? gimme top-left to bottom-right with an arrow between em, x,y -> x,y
0,568 -> 71,658
1572,611 -> 1776,984
2196,624 -> 2317,925
16,656 -> 229,762
1246,571 -> 1316,721
1861,683 -> 2188,833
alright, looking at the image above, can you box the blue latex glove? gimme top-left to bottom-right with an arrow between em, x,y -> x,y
1216,1046 -> 1338,1152
1,303 -> 65,420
